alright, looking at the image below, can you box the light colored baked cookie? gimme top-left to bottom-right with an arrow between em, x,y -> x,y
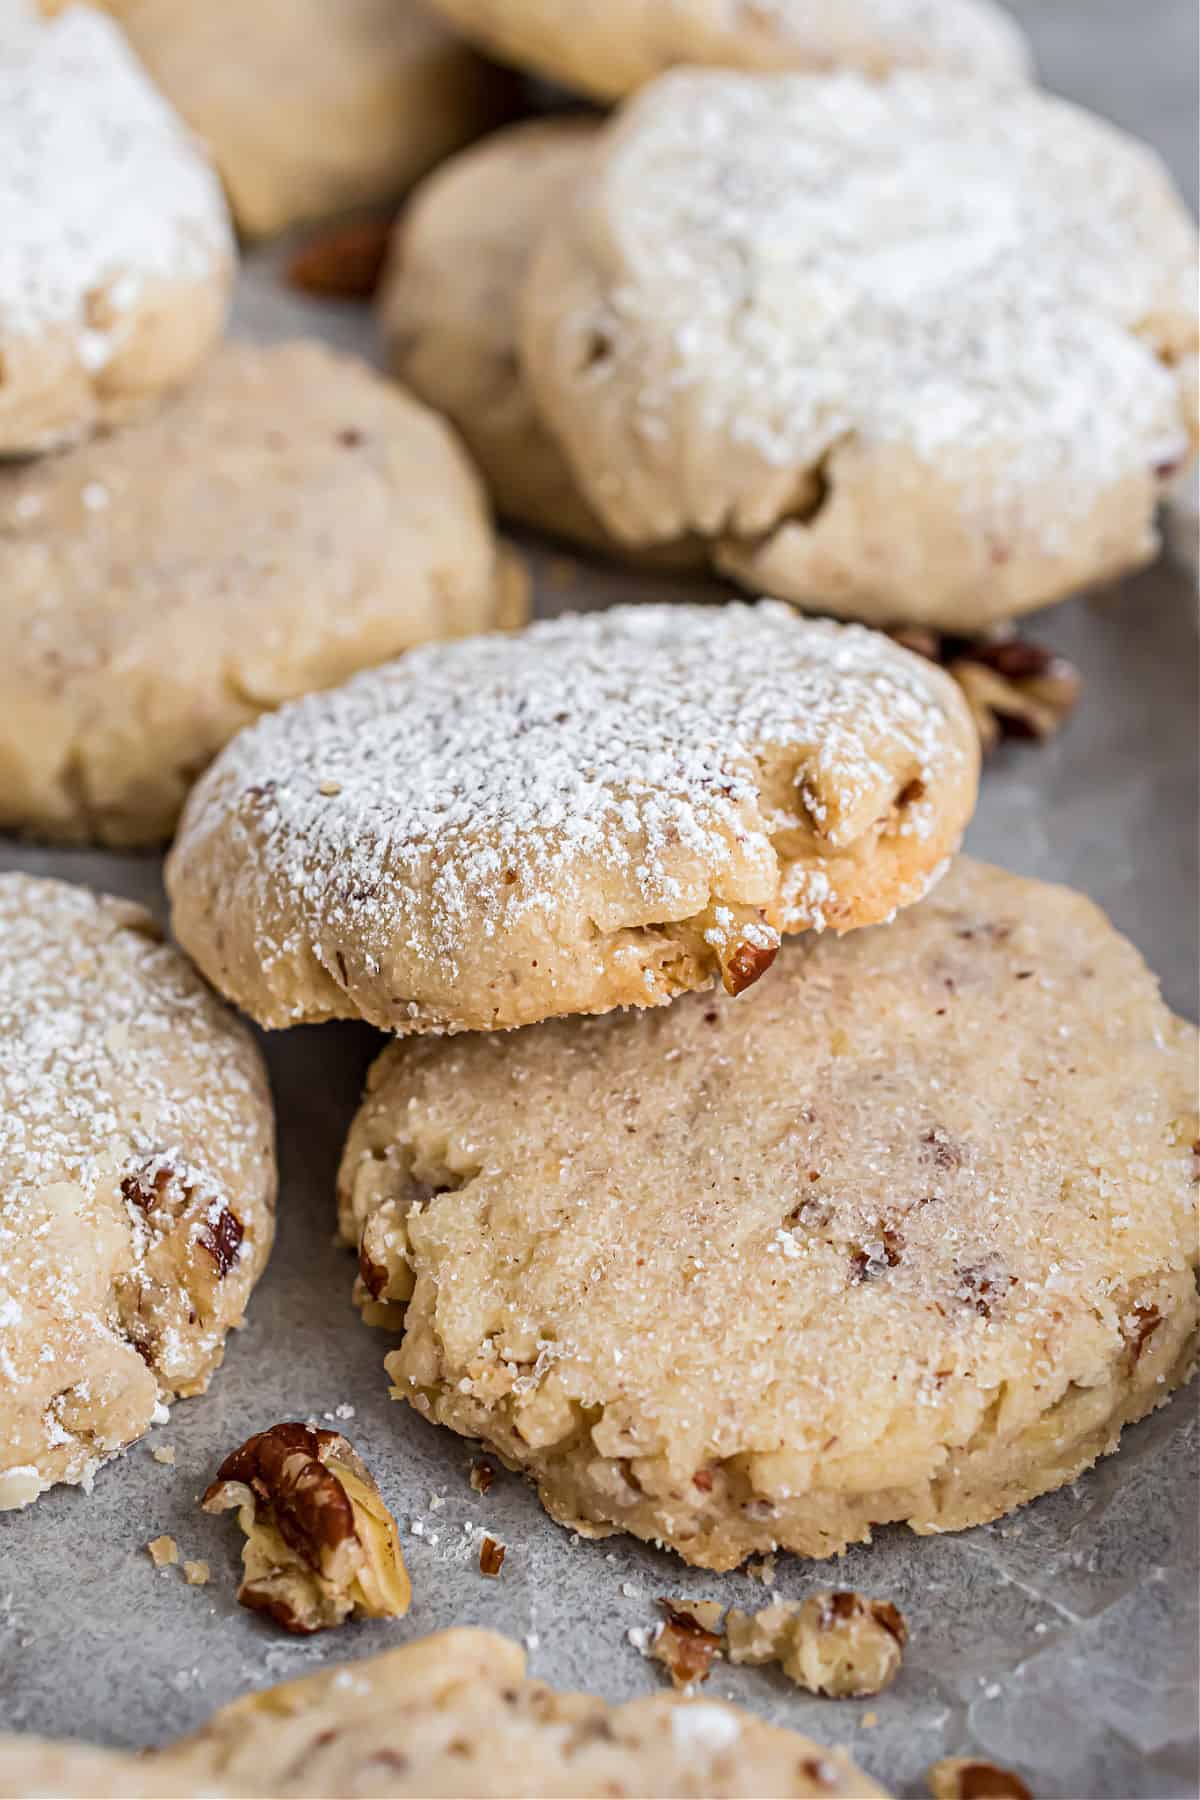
86,0 -> 513,239
338,858 -> 1199,1570
0,1628 -> 889,1797
381,117 -> 701,568
0,338 -> 527,847
421,0 -> 1031,99
522,70 -> 1198,631
0,875 -> 275,1512
167,602 -> 978,1035
0,4 -> 232,456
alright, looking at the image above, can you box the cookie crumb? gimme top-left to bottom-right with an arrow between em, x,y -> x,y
183,1560 -> 210,1586
745,1555 -> 777,1586
479,1536 -> 506,1577
469,1458 -> 494,1495
725,1592 -> 906,1698
151,1444 -> 177,1466
927,1756 -> 1033,1799
147,1535 -> 178,1568
652,1600 -> 724,1689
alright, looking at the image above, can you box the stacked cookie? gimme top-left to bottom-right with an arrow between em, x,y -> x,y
0,4 -> 525,847
163,598 -> 1197,1571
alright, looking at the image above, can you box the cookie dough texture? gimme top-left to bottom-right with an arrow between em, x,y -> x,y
0,338 -> 526,846
523,70 -> 1199,630
421,0 -> 1031,98
0,1629 -> 887,1797
75,0 -> 512,238
168,602 -> 978,1035
338,858 -> 1199,1569
381,117 -> 701,567
0,875 -> 275,1511
0,4 -> 232,456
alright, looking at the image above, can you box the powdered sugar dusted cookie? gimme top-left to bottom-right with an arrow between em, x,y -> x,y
0,1629 -> 887,1797
0,4 -> 233,455
167,602 -> 978,1035
0,339 -> 526,846
0,875 -> 275,1511
523,70 -> 1197,630
339,859 -> 1199,1568
93,0 -> 513,239
422,0 -> 1031,99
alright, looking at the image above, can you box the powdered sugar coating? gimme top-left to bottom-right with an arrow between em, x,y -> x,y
522,70 -> 1197,628
168,602 -> 978,1034
0,875 -> 275,1508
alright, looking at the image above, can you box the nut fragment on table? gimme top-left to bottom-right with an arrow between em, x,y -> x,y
478,1535 -> 506,1577
652,1599 -> 724,1689
146,1534 -> 178,1568
889,628 -> 1081,753
285,215 -> 394,300
725,1591 -> 907,1698
928,1756 -> 1033,1799
201,1422 -> 410,1634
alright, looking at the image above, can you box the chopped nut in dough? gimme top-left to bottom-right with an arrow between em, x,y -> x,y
652,1600 -> 724,1689
726,1592 -> 907,1698
928,1756 -> 1033,1799
201,1422 -> 410,1634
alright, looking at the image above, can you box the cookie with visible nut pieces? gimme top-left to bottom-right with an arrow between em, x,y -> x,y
523,69 -> 1197,630
337,858 -> 1198,1568
0,339 -> 526,847
0,875 -> 275,1511
167,601 -> 977,1034
0,5 -> 232,455
0,1628 -> 888,1797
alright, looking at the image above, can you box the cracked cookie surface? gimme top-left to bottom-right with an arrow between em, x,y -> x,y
0,1627 -> 888,1797
522,69 -> 1197,629
0,874 -> 276,1510
168,601 -> 977,1034
0,338 -> 525,847
0,4 -> 232,455
421,0 -> 1031,100
337,858 -> 1198,1567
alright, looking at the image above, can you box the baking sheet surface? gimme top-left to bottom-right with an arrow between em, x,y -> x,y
1,5 -> 1197,1795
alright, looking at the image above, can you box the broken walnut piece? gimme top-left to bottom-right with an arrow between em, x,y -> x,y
285,215 -> 394,300
201,1422 -> 410,1635
928,1756 -> 1033,1800
726,1591 -> 906,1698
652,1599 -> 724,1689
888,627 -> 1080,754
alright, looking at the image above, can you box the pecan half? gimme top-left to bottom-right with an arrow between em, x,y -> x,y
726,1591 -> 906,1698
652,1599 -> 724,1689
201,1423 -> 410,1634
928,1756 -> 1033,1800
889,627 -> 1081,754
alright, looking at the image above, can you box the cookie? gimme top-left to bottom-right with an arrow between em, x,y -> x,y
338,858 -> 1199,1570
167,602 -> 978,1035
380,117 -> 701,568
0,338 -> 527,847
522,70 -> 1198,631
0,1628 -> 887,1797
421,0 -> 1031,99
88,0 -> 513,239
0,4 -> 233,456
0,875 -> 275,1511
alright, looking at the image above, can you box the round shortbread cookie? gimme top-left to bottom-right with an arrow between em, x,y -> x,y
0,1629 -> 887,1797
0,875 -> 276,1512
522,70 -> 1198,631
74,0 -> 514,240
0,338 -> 527,847
167,602 -> 979,1035
0,4 -> 233,456
421,0 -> 1031,99
381,117 -> 702,568
338,858 -> 1199,1570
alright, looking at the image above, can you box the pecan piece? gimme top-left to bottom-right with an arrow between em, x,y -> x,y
888,626 -> 1081,753
726,1591 -> 906,1698
479,1535 -> 506,1577
696,903 -> 781,997
285,215 -> 394,300
201,1423 -> 410,1634
652,1599 -> 724,1689
928,1756 -> 1032,1800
